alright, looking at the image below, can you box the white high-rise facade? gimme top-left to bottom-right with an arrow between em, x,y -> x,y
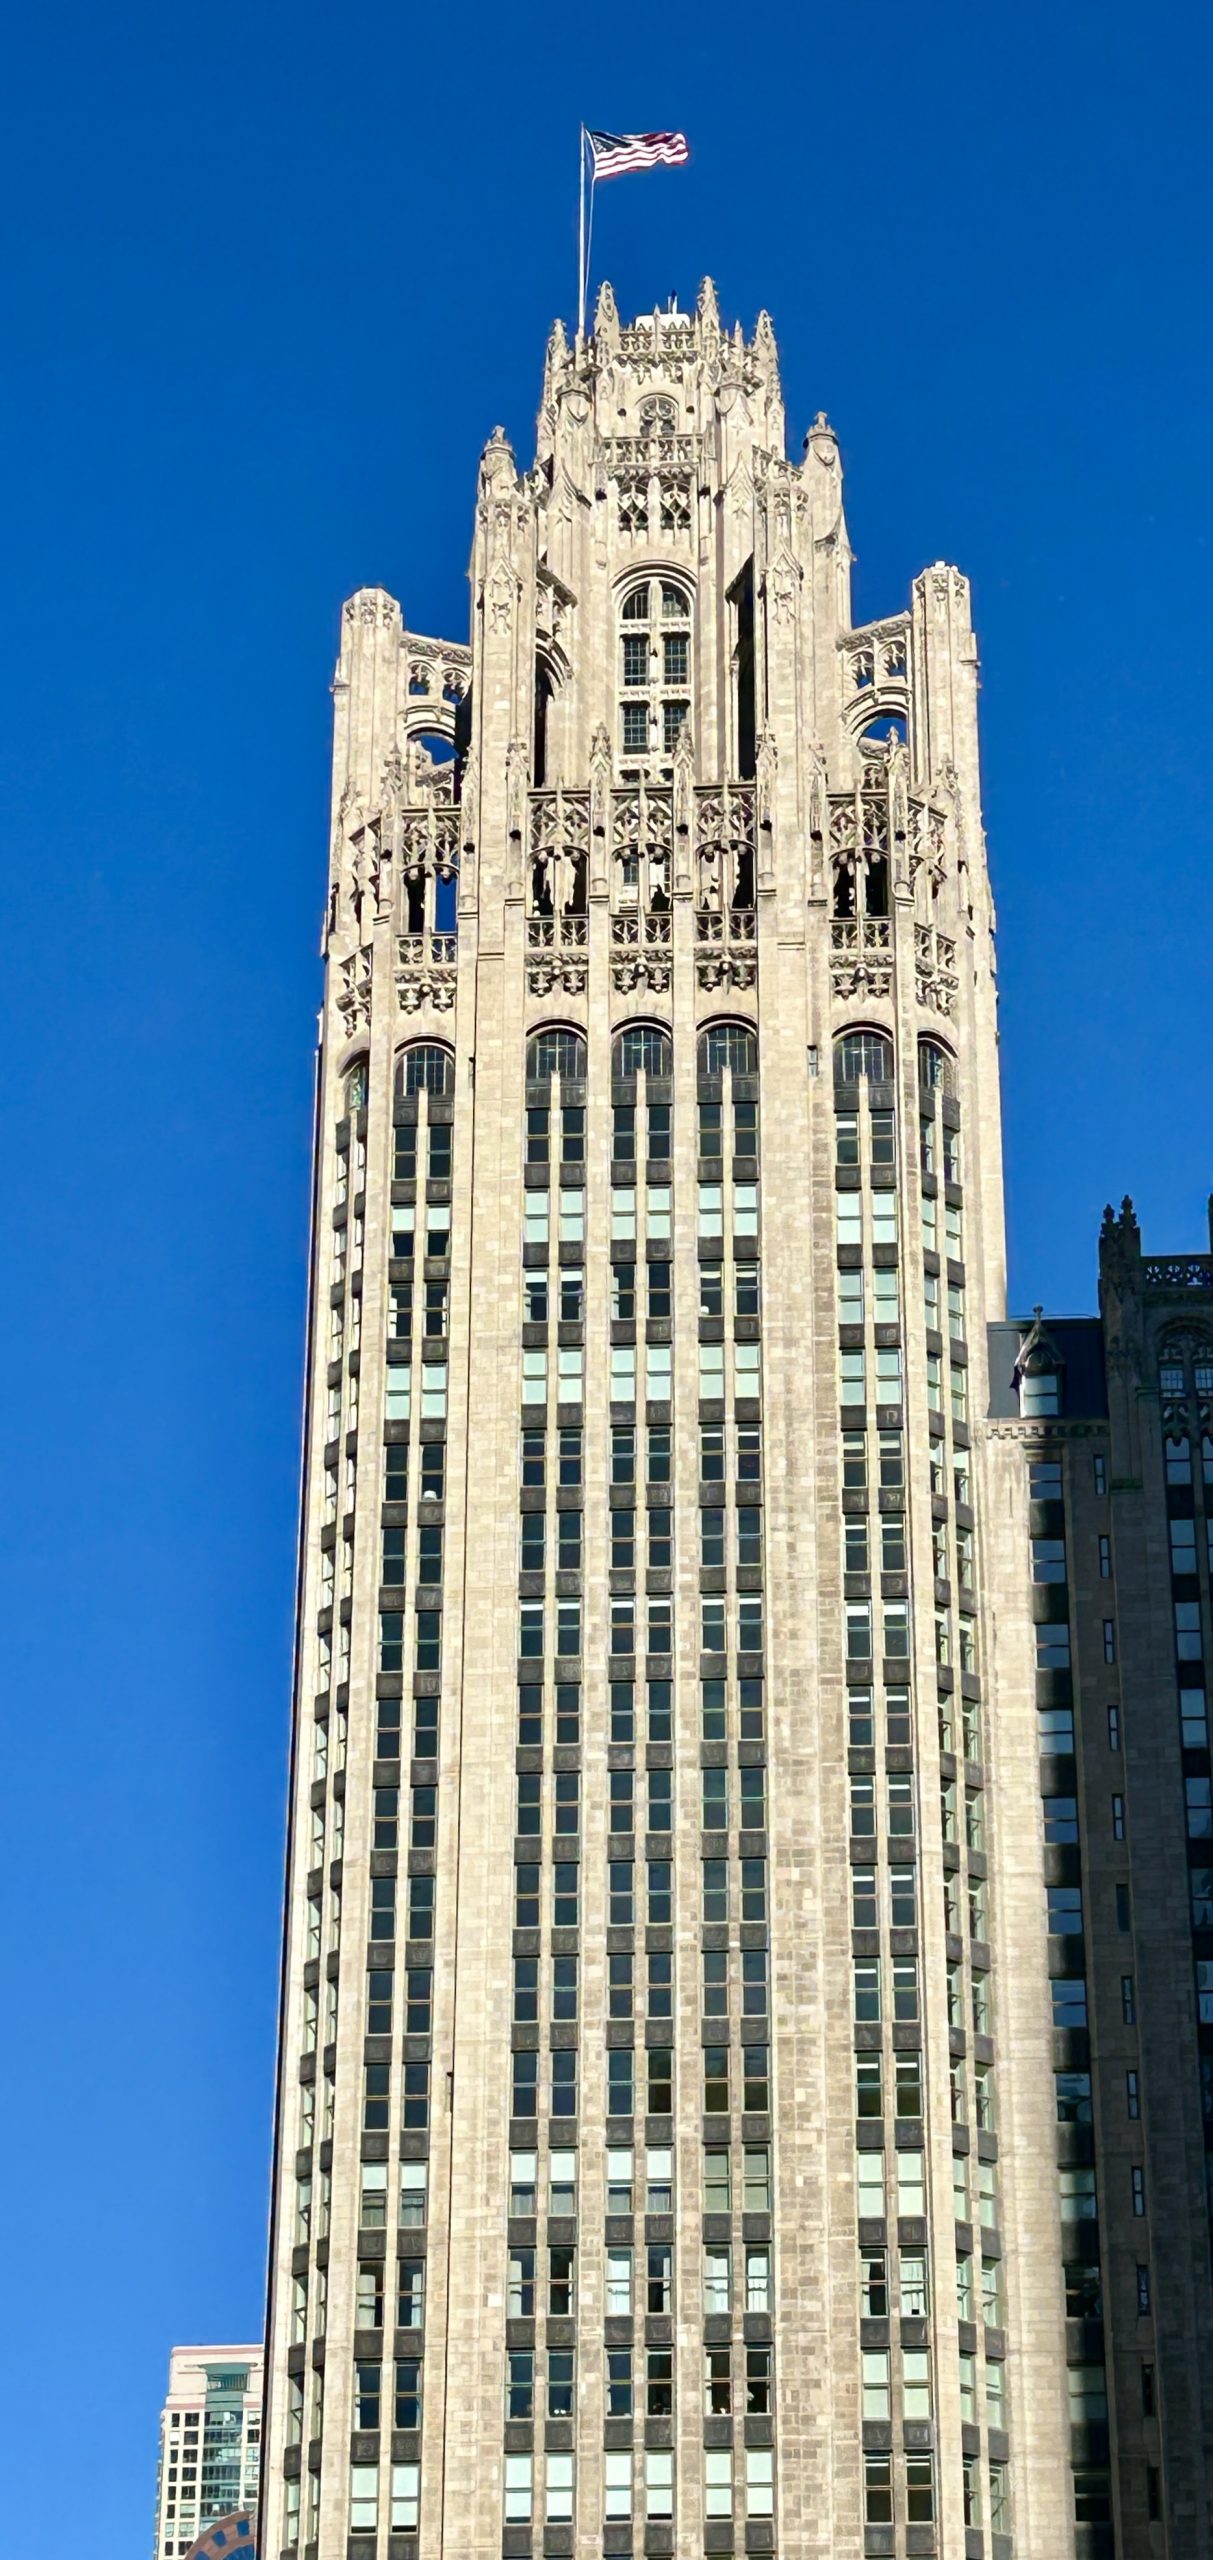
261,284 -> 1072,2560
153,2344 -> 262,2556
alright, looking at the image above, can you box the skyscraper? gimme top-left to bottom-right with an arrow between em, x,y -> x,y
990,1205 -> 1213,2555
154,2345 -> 262,2558
262,283 -> 1073,2559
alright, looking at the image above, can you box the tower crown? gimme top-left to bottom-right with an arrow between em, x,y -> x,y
536,276 -> 785,474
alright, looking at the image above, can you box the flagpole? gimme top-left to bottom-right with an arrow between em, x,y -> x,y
577,126 -> 587,343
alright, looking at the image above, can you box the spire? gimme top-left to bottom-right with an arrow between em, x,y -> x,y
593,279 -> 620,352
542,317 -> 569,406
478,423 -> 517,498
696,276 -> 721,334
1013,1306 -> 1065,1386
752,309 -> 778,373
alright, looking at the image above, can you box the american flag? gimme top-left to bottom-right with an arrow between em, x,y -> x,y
588,129 -> 690,180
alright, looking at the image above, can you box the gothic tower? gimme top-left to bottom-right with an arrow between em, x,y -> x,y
261,285 -> 1073,2560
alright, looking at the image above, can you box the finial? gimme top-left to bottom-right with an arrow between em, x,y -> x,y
479,424 -> 516,492
697,276 -> 721,331
593,279 -> 620,350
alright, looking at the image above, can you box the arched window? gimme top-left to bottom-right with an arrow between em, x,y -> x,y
835,1030 -> 893,1086
527,1028 -> 587,1085
614,1025 -> 673,1080
395,1043 -> 454,1098
698,1023 -> 758,1077
618,579 -> 691,776
918,1038 -> 955,1097
638,395 -> 678,434
1158,1332 -> 1213,1397
344,1058 -> 368,1112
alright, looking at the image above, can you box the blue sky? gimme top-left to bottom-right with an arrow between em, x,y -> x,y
2,2 -> 1210,2552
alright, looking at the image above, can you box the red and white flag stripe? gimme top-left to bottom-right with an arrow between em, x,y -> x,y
588,129 -> 690,180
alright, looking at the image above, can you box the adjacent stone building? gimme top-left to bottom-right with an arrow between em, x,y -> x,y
260,284 -> 1079,2559
990,1203 -> 1213,2557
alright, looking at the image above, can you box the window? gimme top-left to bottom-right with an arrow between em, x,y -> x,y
391,2464 -> 420,2530
1188,1776 -> 1213,1837
1176,1599 -> 1204,1660
526,1027 -> 586,1084
604,2453 -> 632,2522
834,1029 -> 893,1084
862,2350 -> 891,2420
704,2449 -> 733,2519
1068,2366 -> 1108,2426
1036,1621 -> 1071,1670
746,2450 -> 774,2519
1048,1884 -> 1084,1936
1032,1537 -> 1067,1583
349,2466 -> 378,2533
1167,1434 -> 1193,1484
1190,1866 -> 1213,1927
1045,1975 -> 1087,2034
902,2351 -> 931,2419
864,2453 -> 893,2525
699,1022 -> 758,1076
618,580 -> 691,774
901,2251 -> 929,2317
703,2249 -> 732,2314
504,2455 -> 532,2524
615,1023 -> 673,1078
1049,2074 -> 1093,2140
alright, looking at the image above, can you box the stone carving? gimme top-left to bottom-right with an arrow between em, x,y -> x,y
336,945 -> 373,1033
767,553 -> 799,626
672,720 -> 695,856
1143,1261 -> 1213,1294
755,730 -> 778,889
396,934 -> 457,1013
588,725 -> 612,891
610,912 -> 672,993
505,738 -> 528,864
526,940 -> 587,996
529,791 -> 590,919
486,560 -> 514,630
696,908 -> 757,992
696,784 -> 756,914
914,924 -> 958,1017
459,750 -> 478,856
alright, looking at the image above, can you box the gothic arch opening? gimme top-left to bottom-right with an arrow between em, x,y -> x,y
526,1027 -> 588,1087
834,1027 -> 894,1086
395,1042 -> 455,1099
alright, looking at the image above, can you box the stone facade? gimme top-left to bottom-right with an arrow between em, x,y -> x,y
991,1204 -> 1213,2558
261,285 -> 1073,2560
